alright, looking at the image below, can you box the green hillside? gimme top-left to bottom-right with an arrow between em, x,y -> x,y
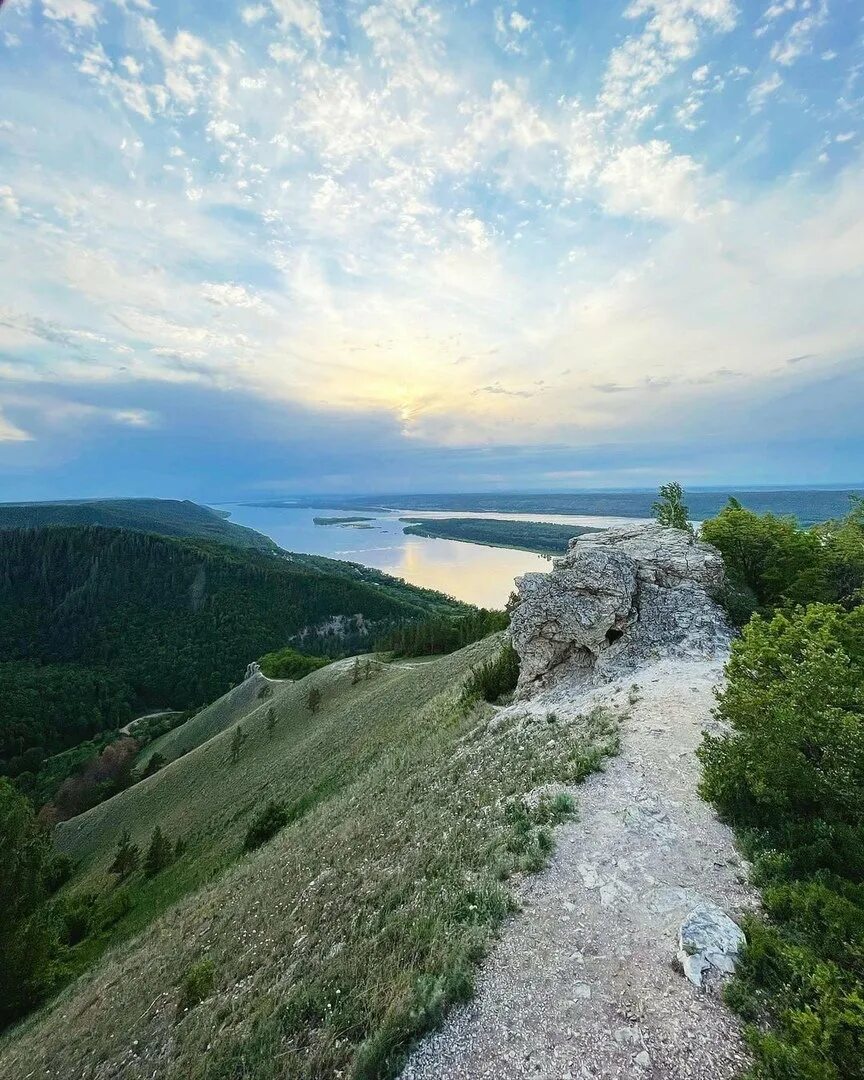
0,636 -> 619,1079
0,526 -> 467,777
0,498 -> 276,550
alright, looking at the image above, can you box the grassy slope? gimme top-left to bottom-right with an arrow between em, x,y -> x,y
136,671 -> 283,771
1,638 -> 619,1080
401,517 -> 601,556
0,498 -> 276,550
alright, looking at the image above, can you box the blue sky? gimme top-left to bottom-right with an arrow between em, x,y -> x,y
0,0 -> 862,499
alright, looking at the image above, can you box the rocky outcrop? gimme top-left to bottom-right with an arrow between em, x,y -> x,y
510,523 -> 729,692
244,660 -> 261,680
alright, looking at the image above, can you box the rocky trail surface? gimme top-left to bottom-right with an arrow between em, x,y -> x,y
402,658 -> 756,1080
403,524 -> 757,1080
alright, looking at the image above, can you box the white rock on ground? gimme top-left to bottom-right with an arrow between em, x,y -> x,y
677,905 -> 747,989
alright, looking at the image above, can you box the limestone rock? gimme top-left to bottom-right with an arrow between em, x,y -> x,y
510,523 -> 728,691
677,904 -> 746,988
244,660 -> 261,680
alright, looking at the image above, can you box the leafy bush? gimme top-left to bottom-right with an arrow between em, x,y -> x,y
258,646 -> 330,680
243,800 -> 289,852
461,640 -> 520,705
701,496 -> 864,625
699,602 -> 864,1078
652,481 -> 693,533
177,959 -> 215,1014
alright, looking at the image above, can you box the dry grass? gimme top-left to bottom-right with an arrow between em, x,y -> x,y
0,636 -> 619,1080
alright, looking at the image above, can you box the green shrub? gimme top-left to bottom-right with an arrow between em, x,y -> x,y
243,800 -> 289,852
99,888 -> 134,928
177,959 -> 215,1014
461,640 -> 520,705
258,646 -> 330,680
699,601 -> 864,1078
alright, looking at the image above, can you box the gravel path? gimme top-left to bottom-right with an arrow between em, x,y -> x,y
402,657 -> 757,1080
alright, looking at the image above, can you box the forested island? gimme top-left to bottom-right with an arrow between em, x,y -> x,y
401,516 -> 602,555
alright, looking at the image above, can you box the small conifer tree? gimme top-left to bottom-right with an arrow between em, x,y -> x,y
306,686 -> 322,714
265,707 -> 277,740
109,828 -> 140,878
144,825 -> 172,878
229,724 -> 247,764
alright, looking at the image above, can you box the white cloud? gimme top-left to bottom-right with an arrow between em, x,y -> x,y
201,282 -> 273,312
835,131 -> 855,143
42,0 -> 99,28
748,70 -> 783,109
0,186 -> 22,218
598,140 -> 704,222
241,4 -> 268,24
0,408 -> 31,442
510,11 -> 531,33
601,0 -> 738,113
269,0 -> 327,45
770,0 -> 828,66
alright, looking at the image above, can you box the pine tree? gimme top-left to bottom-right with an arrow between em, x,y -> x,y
306,686 -> 322,715
109,827 -> 140,878
229,725 -> 247,765
144,825 -> 172,878
265,706 -> 277,740
364,658 -> 373,681
652,482 -> 693,534
351,658 -> 362,685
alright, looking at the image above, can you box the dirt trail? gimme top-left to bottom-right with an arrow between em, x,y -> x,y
402,657 -> 757,1080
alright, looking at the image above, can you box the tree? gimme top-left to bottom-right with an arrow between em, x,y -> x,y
652,482 -> 693,534
363,658 -> 373,681
351,658 -> 362,685
144,825 -> 173,878
243,800 -> 289,851
229,724 -> 247,765
265,707 -> 277,740
306,686 -> 322,715
109,827 -> 140,878
0,779 -> 59,1030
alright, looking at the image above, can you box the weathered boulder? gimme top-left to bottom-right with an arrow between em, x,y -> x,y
510,523 -> 728,691
244,660 -> 261,680
677,904 -> 746,988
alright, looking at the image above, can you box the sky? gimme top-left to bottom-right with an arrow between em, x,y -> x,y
0,0 -> 862,500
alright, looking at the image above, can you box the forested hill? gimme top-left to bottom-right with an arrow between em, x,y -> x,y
0,526 -> 466,776
0,497 -> 275,550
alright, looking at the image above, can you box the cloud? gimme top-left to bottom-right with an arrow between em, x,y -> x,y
598,140 -> 704,222
749,70 -> 783,108
42,0 -> 100,28
0,185 -> 22,217
601,0 -> 738,113
269,0 -> 327,45
769,0 -> 828,66
0,408 -> 32,442
201,282 -> 274,313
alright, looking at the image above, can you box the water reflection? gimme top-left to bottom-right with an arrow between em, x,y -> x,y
222,504 -> 558,608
